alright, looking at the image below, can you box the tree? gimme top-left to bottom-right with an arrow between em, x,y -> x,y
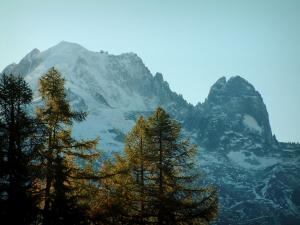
36,67 -> 99,225
0,74 -> 42,225
124,116 -> 151,224
91,154 -> 134,225
102,108 -> 218,225
93,117 -> 152,225
140,107 -> 218,224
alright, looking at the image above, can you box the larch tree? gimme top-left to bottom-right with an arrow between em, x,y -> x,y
124,116 -> 151,224
93,117 -> 151,224
144,107 -> 218,225
90,153 -> 135,225
106,108 -> 218,225
36,67 -> 99,225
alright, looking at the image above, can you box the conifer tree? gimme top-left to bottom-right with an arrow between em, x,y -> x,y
0,74 -> 42,225
36,67 -> 99,225
96,108 -> 218,225
91,117 -> 150,224
124,116 -> 151,224
89,153 -> 135,225
145,107 -> 218,225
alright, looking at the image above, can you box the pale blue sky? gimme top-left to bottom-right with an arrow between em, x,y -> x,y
0,0 -> 299,142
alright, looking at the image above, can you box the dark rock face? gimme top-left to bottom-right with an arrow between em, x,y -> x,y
187,76 -> 273,151
191,77 -> 300,225
1,42 -> 299,225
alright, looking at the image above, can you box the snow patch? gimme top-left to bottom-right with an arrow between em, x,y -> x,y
243,114 -> 262,134
227,151 -> 278,170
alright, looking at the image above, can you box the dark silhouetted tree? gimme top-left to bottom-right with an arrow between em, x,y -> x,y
0,74 -> 42,225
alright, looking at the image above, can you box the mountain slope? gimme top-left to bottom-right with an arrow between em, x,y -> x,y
2,41 -> 300,225
3,41 -> 192,150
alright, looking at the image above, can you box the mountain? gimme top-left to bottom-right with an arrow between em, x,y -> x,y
3,41 -> 193,150
2,41 -> 300,225
185,76 -> 274,150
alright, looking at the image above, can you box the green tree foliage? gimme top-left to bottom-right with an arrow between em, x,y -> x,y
36,67 -> 99,225
0,74 -> 42,225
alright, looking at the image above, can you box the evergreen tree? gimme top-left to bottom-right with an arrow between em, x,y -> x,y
0,74 -> 42,225
36,67 -> 99,225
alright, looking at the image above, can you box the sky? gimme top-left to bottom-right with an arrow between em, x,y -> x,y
0,0 -> 299,142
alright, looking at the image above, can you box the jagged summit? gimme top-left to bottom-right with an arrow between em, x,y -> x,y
227,75 -> 256,94
201,75 -> 273,148
208,75 -> 257,101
